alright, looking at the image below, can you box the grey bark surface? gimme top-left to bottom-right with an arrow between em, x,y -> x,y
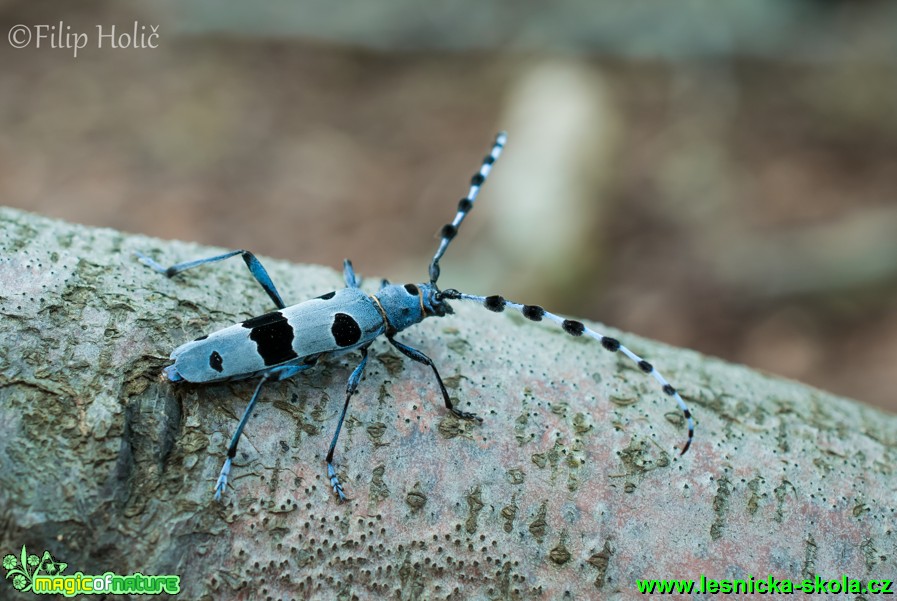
1,207 -> 895,599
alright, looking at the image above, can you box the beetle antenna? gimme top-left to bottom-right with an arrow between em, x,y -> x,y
428,132 -> 507,285
440,289 -> 694,454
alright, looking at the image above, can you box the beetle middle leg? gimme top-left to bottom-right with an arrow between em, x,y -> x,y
325,345 -> 370,502
342,259 -> 361,289
214,362 -> 315,501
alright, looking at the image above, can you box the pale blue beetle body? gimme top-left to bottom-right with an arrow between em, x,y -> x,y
137,131 -> 694,503
165,288 -> 387,384
163,283 -> 449,388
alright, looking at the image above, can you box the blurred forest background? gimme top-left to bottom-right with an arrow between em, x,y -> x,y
1,0 -> 896,413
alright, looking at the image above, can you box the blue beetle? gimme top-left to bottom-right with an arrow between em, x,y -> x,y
137,132 -> 693,502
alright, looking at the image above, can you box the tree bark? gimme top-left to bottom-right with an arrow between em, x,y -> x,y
1,207 -> 895,599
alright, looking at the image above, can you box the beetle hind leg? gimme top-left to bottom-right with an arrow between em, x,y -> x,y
214,375 -> 269,501
135,249 -> 287,310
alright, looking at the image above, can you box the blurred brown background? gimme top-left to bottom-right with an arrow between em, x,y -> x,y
2,0 -> 896,412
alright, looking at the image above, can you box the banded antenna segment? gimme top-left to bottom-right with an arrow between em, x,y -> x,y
429,132 -> 508,284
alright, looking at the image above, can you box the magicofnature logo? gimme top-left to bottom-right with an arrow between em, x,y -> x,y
3,545 -> 180,597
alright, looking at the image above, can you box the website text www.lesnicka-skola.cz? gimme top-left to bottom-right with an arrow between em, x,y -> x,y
637,574 -> 893,595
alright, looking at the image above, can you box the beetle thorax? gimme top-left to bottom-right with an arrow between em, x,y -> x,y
373,282 -> 451,333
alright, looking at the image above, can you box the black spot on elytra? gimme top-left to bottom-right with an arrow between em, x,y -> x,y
242,312 -> 285,329
209,351 -> 223,372
315,291 -> 336,300
331,313 -> 362,347
194,334 -> 209,341
242,311 -> 298,366
404,283 -> 419,296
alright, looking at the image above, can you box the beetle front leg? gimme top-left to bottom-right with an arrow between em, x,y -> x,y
388,336 -> 482,422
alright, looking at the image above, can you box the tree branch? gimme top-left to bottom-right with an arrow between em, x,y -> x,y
1,207 -> 894,598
